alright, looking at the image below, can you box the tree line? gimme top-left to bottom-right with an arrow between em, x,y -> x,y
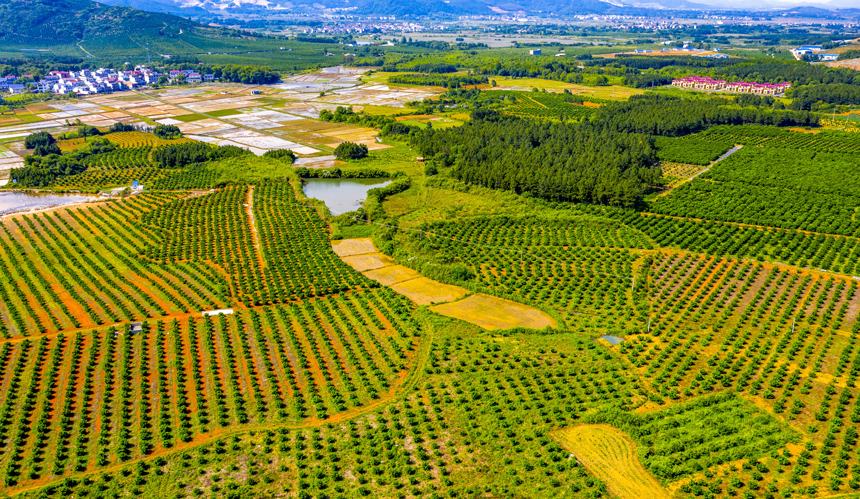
11,132 -> 116,187
152,142 -> 249,168
788,83 -> 860,110
593,95 -> 817,136
411,110 -> 661,207
388,73 -> 488,88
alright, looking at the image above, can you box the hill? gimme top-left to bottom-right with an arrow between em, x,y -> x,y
96,0 -> 860,19
97,0 -> 706,17
0,0 -> 197,45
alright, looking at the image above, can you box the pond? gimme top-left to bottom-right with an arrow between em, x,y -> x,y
0,191 -> 97,216
302,178 -> 391,216
600,335 -> 625,345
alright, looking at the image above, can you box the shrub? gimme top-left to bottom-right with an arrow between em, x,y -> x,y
334,142 -> 368,160
263,149 -> 296,164
24,131 -> 56,150
77,125 -> 102,137
153,125 -> 182,140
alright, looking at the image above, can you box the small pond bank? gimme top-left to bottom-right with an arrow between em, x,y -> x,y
302,178 -> 390,216
0,191 -> 99,216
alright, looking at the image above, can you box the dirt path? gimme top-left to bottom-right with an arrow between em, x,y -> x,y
245,185 -> 266,270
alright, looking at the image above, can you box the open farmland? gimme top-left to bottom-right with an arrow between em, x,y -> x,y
551,424 -> 669,499
0,67 -> 440,163
2,53 -> 860,499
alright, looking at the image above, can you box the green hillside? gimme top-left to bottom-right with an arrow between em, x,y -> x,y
0,0 -> 195,45
0,0 -> 356,70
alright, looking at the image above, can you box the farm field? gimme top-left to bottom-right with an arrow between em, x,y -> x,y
0,68 -> 440,162
2,56 -> 860,499
551,424 -> 669,499
485,77 -> 644,100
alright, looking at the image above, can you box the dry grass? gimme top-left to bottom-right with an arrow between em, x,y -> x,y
484,77 -> 643,100
332,238 -> 377,257
551,424 -> 668,499
825,58 -> 860,71
57,137 -> 88,153
389,277 -> 468,306
430,294 -> 556,331
341,253 -> 395,272
363,265 -> 423,286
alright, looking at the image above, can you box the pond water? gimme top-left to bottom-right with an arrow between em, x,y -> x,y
0,191 -> 96,216
302,178 -> 391,216
600,335 -> 625,345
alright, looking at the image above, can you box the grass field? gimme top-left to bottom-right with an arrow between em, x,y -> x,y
551,424 -> 668,499
486,77 -> 643,100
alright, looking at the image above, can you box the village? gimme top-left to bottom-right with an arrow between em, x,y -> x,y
0,67 -> 218,96
671,76 -> 792,96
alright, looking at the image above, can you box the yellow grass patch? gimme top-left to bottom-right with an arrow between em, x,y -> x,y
389,277 -> 468,306
363,265 -> 422,286
550,424 -> 668,499
661,162 -> 705,189
826,58 -> 860,71
58,137 -> 88,153
430,294 -> 556,331
341,253 -> 395,272
332,238 -> 377,257
107,131 -> 192,148
485,77 -> 642,100
332,238 -> 554,328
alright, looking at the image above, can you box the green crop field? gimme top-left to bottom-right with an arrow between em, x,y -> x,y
2,30 -> 860,496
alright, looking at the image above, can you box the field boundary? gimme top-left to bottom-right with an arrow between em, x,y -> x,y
333,237 -> 557,330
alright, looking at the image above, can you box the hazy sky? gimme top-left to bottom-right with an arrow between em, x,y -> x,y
700,0 -> 856,7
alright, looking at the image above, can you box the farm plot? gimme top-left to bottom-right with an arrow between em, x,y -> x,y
0,288 -> 420,490
0,193 -> 229,337
482,90 -> 598,122
698,124 -> 860,153
144,180 -> 366,307
336,238 -> 468,305
431,294 -> 556,330
610,249 -> 860,495
613,209 -> 860,276
334,237 -> 555,325
105,131 -> 192,148
316,84 -> 439,108
182,96 -> 262,114
660,162 -> 705,188
651,147 -> 860,237
49,146 -> 168,191
410,215 -> 654,332
0,148 -> 23,172
551,424 -> 668,499
44,329 -> 649,498
654,135 -> 735,165
275,118 -> 383,152
588,393 -> 796,482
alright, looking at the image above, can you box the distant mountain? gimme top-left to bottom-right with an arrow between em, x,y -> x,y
0,0 -> 197,45
96,0 -> 858,18
96,0 -> 713,17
